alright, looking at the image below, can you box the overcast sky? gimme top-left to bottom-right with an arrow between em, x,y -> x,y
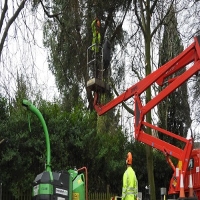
0,2 -> 59,102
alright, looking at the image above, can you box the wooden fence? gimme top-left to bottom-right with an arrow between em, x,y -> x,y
2,189 -> 115,200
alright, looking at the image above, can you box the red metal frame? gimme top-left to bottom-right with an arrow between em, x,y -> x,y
93,36 -> 200,195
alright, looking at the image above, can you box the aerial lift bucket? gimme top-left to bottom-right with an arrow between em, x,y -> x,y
86,44 -> 110,93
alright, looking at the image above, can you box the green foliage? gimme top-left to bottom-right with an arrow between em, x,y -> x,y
43,0 -> 131,110
0,102 -> 35,196
0,95 -> 177,198
153,150 -> 172,198
90,127 -> 126,193
0,97 -> 124,195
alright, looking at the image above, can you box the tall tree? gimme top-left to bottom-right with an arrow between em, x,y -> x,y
189,1 -> 200,140
41,3 -> 132,193
129,1 -> 184,199
158,6 -> 191,146
42,0 -> 130,111
156,6 -> 192,196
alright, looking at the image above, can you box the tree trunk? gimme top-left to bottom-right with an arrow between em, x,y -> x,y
144,1 -> 156,199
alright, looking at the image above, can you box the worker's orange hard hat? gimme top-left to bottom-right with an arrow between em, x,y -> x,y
96,19 -> 100,27
126,152 -> 132,165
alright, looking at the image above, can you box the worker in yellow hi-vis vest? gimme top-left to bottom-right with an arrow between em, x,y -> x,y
91,18 -> 101,78
122,152 -> 138,200
91,18 -> 101,52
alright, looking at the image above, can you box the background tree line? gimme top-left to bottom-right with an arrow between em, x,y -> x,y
0,94 -> 171,198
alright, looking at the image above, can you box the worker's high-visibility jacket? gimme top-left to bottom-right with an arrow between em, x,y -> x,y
91,19 -> 101,52
122,166 -> 138,200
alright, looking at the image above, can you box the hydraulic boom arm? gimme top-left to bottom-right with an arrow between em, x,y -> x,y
93,36 -> 200,195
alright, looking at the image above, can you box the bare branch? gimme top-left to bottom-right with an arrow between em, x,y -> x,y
0,0 -> 27,58
134,0 -> 146,37
151,0 -> 175,38
110,78 -> 134,115
0,0 -> 8,33
150,0 -> 159,14
110,0 -> 132,44
39,0 -> 62,25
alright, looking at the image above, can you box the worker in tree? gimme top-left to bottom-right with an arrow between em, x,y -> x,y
122,152 -> 138,200
91,18 -> 101,52
91,18 -> 101,78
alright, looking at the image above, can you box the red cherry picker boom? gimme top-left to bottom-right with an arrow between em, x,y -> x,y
87,36 -> 200,199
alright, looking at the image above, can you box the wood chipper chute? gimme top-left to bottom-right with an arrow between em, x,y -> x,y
22,100 -> 88,200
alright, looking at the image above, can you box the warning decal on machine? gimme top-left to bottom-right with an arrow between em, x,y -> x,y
73,192 -> 80,200
56,188 -> 68,196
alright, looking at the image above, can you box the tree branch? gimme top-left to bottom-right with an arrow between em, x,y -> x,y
110,23 -> 123,44
0,0 -> 27,58
110,0 -> 131,44
134,0 -> 146,38
0,0 -> 8,34
102,7 -> 115,40
150,0 -> 159,14
39,0 -> 62,25
110,78 -> 134,115
151,0 -> 175,38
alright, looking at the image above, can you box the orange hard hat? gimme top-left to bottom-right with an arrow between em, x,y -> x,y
126,152 -> 132,165
96,19 -> 100,27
